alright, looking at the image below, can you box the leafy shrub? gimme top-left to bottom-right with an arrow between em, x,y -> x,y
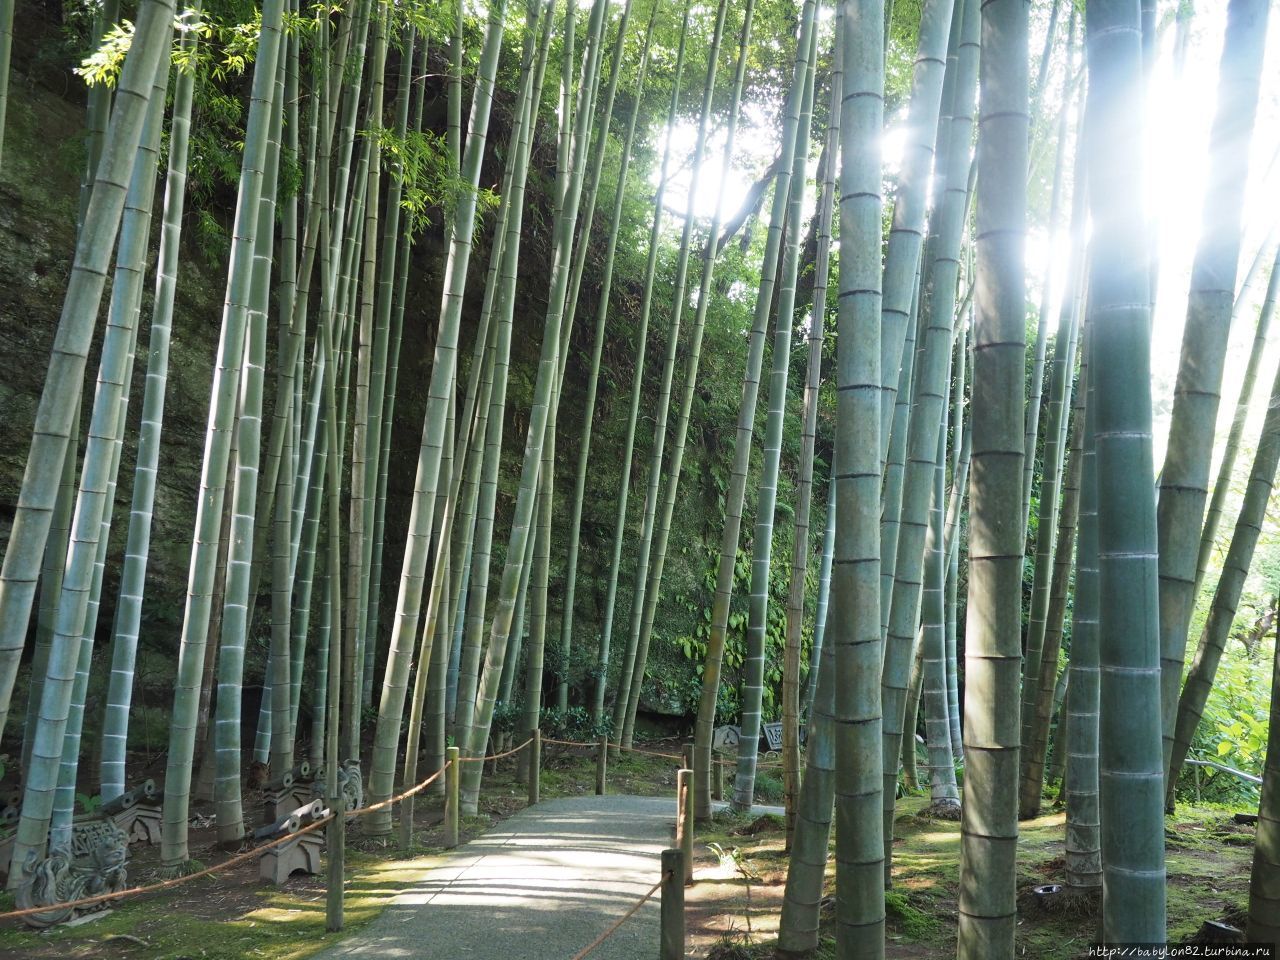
539,706 -> 613,744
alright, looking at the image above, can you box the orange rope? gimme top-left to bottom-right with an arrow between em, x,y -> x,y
567,872 -> 668,960
0,733 -> 721,927
0,761 -> 452,923
0,812 -> 335,922
542,737 -> 682,762
540,736 -> 592,748
606,740 -> 683,761
458,737 -> 534,763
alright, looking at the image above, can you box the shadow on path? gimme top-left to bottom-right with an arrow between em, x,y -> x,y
315,795 -> 676,960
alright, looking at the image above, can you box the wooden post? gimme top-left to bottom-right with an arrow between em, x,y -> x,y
398,781 -> 414,853
444,746 -> 460,849
712,759 -> 723,802
660,848 -> 686,960
325,793 -> 344,931
677,768 -> 694,885
596,735 -> 608,796
528,728 -> 541,806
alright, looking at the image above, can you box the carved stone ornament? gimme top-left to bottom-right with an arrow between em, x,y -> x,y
16,821 -> 129,928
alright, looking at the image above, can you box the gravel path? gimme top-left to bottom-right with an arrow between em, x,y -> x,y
315,794 -> 677,960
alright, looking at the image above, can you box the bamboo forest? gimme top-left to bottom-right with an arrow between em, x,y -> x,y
2,0 -> 1280,956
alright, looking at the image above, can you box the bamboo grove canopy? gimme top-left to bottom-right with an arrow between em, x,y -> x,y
0,0 -> 1279,954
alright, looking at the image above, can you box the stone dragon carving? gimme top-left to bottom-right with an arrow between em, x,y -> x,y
15,821 -> 129,928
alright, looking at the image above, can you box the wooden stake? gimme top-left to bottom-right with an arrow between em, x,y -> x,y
528,728 -> 541,806
444,746 -> 460,849
712,759 -> 723,802
677,767 -> 694,885
596,734 -> 608,796
660,848 -> 686,960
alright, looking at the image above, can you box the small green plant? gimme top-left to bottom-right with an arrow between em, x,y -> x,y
75,791 -> 103,815
884,889 -> 940,939
753,770 -> 785,805
492,701 -> 522,736
539,706 -> 613,743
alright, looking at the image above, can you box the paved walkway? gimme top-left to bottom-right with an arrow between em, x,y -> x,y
316,795 -> 676,960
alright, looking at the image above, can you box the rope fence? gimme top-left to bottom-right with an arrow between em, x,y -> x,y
0,740 -> 496,924
459,736 -> 534,764
569,873 -> 668,960
541,736 -> 682,762
1,727 -> 763,956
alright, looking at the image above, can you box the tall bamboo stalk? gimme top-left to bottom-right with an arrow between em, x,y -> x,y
0,0 -> 175,747
160,0 -> 284,871
614,0 -> 731,747
1017,273 -> 1081,818
875,0 -> 958,471
1194,243 -> 1280,597
1064,319 -> 1101,895
782,60 -> 838,842
945,320 -> 970,762
957,0 -> 1027,947
366,0 -> 508,822
557,0 -> 651,712
920,409 -> 959,809
12,44 -> 171,870
1020,20 -> 1077,533
695,0 -> 824,811
1021,358 -> 1085,816
213,50 -> 284,844
732,4 -> 814,813
1085,0 -> 1167,936
1166,347 -> 1280,806
366,25 -> 423,718
1156,0 -> 1271,777
879,0 -> 973,865
347,10 -> 389,726
595,6 -> 690,727
460,0 -> 611,805
99,13 -> 201,801
832,0 -> 885,950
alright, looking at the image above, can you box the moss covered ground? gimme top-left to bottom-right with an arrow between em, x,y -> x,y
0,745 -> 676,960
0,757 -> 1256,960
695,793 -> 1257,959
